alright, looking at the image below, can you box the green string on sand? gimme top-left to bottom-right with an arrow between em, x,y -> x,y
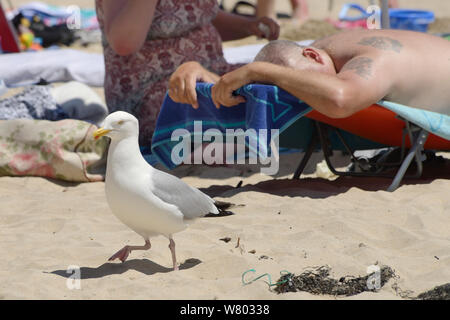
242,269 -> 292,287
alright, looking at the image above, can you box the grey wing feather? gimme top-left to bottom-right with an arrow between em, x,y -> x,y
150,169 -> 219,219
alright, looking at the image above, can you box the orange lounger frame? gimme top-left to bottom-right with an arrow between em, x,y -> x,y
306,104 -> 450,150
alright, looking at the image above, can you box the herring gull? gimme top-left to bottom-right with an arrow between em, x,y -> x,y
93,111 -> 231,271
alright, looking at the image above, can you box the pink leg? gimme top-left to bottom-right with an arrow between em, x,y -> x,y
168,238 -> 179,271
256,0 -> 276,20
291,0 -> 309,22
109,239 -> 151,262
388,0 -> 399,8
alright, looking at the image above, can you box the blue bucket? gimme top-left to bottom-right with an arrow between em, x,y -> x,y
389,9 -> 435,32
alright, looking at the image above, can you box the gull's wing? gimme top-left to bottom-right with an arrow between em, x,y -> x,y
149,169 -> 219,219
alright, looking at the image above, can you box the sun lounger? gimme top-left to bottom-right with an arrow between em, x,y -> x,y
294,102 -> 450,191
153,83 -> 450,191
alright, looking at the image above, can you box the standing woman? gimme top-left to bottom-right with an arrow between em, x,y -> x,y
95,0 -> 279,145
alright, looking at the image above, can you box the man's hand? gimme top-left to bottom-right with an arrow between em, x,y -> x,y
248,16 -> 280,41
211,64 -> 257,109
169,61 -> 219,109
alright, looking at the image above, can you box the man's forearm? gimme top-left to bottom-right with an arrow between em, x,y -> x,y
248,62 -> 356,118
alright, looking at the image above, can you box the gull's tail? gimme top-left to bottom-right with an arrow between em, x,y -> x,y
205,200 -> 243,217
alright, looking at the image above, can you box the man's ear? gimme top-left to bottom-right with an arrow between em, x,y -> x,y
303,47 -> 324,64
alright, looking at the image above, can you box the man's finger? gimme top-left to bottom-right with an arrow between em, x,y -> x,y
175,77 -> 186,103
168,79 -> 180,102
221,95 -> 246,107
211,85 -> 221,109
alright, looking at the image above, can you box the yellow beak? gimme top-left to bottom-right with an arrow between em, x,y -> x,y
93,127 -> 111,140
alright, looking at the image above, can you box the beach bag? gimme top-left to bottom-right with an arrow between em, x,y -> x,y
0,118 -> 107,182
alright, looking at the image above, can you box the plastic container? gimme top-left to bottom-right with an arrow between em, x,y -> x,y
338,3 -> 371,22
389,9 -> 435,32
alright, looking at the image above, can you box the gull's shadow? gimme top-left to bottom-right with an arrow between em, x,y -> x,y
47,258 -> 201,279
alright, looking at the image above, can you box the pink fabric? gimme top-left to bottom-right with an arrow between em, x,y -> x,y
0,119 -> 107,182
96,0 -> 240,144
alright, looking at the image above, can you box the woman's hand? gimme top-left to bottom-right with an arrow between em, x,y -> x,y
169,62 -> 220,109
247,16 -> 280,41
213,11 -> 279,42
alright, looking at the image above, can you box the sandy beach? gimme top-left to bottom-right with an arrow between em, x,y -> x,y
0,0 -> 449,300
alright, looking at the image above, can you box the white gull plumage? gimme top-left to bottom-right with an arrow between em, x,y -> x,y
93,111 -> 224,270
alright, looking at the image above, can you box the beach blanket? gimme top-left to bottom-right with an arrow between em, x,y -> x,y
0,118 -> 107,182
0,85 -> 67,121
0,49 -> 104,87
152,83 -> 450,169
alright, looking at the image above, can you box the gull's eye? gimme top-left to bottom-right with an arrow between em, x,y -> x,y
117,120 -> 124,125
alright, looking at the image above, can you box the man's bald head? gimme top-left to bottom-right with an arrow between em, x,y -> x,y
254,40 -> 305,67
254,40 -> 336,75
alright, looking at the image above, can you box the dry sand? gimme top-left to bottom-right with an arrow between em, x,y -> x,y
0,0 -> 449,300
0,153 -> 449,299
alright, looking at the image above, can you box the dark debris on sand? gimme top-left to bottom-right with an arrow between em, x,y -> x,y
417,283 -> 450,300
274,265 -> 395,297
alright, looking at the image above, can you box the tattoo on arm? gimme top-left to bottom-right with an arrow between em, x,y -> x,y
341,57 -> 374,80
357,36 -> 403,53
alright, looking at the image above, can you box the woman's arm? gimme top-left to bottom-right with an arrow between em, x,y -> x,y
102,0 -> 158,56
212,10 -> 279,41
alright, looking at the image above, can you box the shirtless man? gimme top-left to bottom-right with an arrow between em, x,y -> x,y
169,29 -> 450,117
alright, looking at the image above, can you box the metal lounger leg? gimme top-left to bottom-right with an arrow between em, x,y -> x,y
293,122 -> 320,179
387,129 -> 429,192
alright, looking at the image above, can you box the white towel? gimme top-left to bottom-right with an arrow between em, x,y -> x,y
0,49 -> 104,87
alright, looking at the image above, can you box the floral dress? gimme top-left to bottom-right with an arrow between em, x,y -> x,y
95,0 -> 239,145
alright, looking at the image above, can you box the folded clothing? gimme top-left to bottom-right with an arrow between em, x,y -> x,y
0,85 -> 67,121
0,82 -> 108,126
